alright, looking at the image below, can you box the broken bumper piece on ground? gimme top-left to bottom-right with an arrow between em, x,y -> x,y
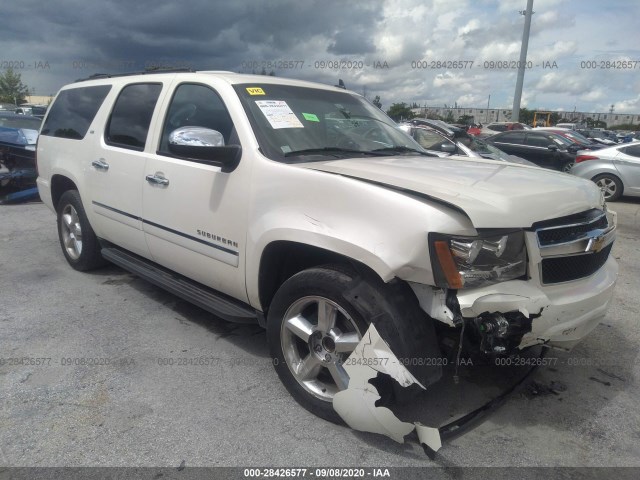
332,323 -> 442,455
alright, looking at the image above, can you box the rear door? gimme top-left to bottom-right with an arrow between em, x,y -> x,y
489,132 -> 530,160
615,144 -> 640,194
87,82 -> 166,258
141,81 -> 250,302
523,132 -> 559,168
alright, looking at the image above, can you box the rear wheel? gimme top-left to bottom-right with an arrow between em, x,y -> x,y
592,174 -> 623,202
56,190 -> 106,271
267,265 -> 372,424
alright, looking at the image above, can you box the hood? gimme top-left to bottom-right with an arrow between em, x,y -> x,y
0,127 -> 39,146
296,156 -> 603,228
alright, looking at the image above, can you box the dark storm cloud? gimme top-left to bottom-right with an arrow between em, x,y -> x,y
328,29 -> 377,55
1,0 -> 383,76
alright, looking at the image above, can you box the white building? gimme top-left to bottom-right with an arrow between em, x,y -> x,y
410,106 -> 640,128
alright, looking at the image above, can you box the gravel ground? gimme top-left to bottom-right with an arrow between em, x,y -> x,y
0,199 -> 639,469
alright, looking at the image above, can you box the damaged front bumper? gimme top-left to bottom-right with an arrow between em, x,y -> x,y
333,323 -> 442,455
455,255 -> 618,350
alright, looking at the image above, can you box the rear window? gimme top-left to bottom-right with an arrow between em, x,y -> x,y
41,85 -> 111,140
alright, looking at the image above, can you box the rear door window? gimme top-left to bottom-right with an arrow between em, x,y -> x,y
525,134 -> 553,147
495,132 -> 526,144
105,83 -> 162,151
40,85 -> 111,140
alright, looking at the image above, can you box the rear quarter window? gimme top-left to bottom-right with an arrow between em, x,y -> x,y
41,85 -> 111,140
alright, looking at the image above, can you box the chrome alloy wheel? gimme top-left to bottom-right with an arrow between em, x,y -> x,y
60,204 -> 83,260
280,296 -> 363,402
596,177 -> 617,200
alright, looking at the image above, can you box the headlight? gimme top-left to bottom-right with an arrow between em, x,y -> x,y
430,231 -> 527,289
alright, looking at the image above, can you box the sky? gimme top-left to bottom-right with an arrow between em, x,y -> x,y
3,0 -> 640,113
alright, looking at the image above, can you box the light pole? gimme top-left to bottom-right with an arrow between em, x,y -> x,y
512,0 -> 534,122
486,94 -> 490,123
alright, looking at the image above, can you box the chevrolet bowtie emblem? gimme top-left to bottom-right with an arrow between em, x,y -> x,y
586,235 -> 606,253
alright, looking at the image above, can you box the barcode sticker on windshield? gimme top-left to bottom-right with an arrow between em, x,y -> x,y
255,100 -> 304,129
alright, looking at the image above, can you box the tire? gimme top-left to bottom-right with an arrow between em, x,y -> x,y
267,265 -> 370,424
56,190 -> 106,271
266,264 -> 442,424
592,174 -> 623,202
561,161 -> 575,173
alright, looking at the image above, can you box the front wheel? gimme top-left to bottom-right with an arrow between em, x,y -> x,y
267,265 -> 373,424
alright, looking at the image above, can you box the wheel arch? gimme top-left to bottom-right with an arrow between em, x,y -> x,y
257,240 -> 391,314
51,174 -> 79,211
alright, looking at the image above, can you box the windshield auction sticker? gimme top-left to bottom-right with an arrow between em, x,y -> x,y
246,87 -> 265,95
255,100 -> 304,129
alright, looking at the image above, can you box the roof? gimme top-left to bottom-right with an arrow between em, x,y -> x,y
71,69 -> 348,93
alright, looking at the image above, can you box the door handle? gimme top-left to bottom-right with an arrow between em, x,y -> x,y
91,159 -> 109,171
145,174 -> 170,186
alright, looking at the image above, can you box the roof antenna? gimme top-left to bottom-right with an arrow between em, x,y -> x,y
335,79 -> 346,89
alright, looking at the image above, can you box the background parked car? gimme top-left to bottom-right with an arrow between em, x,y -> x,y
0,112 -> 42,200
485,130 -> 577,171
576,129 -> 618,146
536,127 -> 605,151
570,142 -> 640,201
470,122 -> 530,138
15,104 -> 49,119
400,121 -> 536,166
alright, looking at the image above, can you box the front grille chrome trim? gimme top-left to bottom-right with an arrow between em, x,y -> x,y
534,210 -> 617,284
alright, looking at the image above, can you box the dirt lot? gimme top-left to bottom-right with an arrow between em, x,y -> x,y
1,199 -> 639,468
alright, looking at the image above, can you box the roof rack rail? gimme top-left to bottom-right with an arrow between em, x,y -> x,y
75,68 -> 196,83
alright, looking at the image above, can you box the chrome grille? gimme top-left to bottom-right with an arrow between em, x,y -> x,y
534,209 -> 615,284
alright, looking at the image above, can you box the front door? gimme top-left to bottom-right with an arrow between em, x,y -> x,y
142,82 -> 250,302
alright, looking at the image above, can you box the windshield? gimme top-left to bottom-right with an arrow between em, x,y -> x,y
0,115 -> 42,130
465,136 -> 511,160
233,83 -> 427,162
560,130 -> 591,145
550,133 -> 573,146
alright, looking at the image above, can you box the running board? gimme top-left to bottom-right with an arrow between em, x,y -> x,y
101,247 -> 258,324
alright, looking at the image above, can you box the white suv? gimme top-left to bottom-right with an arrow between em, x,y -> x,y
36,71 -> 618,450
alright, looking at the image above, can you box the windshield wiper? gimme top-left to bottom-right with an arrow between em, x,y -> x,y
370,146 -> 435,156
284,147 -> 386,158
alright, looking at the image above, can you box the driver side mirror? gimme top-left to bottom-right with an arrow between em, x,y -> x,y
440,142 -> 456,153
547,144 -> 558,151
168,127 -> 241,173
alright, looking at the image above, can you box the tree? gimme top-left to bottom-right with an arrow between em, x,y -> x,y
518,108 -> 535,125
444,111 -> 455,123
372,95 -> 382,109
458,114 -> 474,125
0,68 -> 30,104
386,103 -> 415,122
